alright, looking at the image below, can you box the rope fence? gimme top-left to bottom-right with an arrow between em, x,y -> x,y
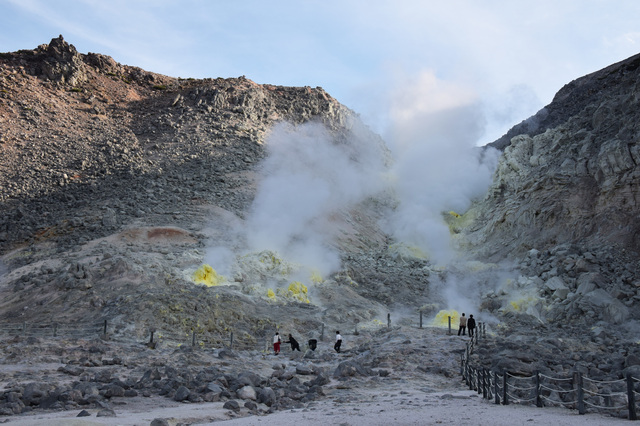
460,334 -> 640,421
0,319 -> 266,352
0,319 -> 322,353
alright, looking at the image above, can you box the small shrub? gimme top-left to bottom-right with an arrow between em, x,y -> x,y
153,84 -> 167,90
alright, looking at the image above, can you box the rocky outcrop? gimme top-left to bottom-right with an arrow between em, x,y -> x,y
459,51 -> 640,343
467,52 -> 640,260
488,53 -> 640,152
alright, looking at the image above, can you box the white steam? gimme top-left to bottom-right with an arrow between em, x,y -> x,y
383,70 -> 500,264
245,120 -> 386,275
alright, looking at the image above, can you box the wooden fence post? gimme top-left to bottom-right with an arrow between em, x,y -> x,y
448,316 -> 451,335
149,330 -> 155,345
503,371 -> 509,405
575,372 -> 585,415
477,368 -> 482,394
103,320 -> 107,335
627,374 -> 637,420
191,330 -> 196,347
482,368 -> 488,399
535,370 -> 542,407
53,323 -> 58,337
494,371 -> 500,404
419,311 -> 423,329
387,313 -> 391,328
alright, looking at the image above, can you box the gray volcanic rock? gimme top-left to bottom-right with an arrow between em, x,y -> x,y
470,52 -> 640,259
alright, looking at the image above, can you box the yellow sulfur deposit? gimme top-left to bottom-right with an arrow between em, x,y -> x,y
432,309 -> 460,327
508,296 -> 536,312
388,242 -> 428,261
276,281 -> 310,303
310,270 -> 323,284
449,211 -> 461,218
267,288 -> 276,300
192,264 -> 224,286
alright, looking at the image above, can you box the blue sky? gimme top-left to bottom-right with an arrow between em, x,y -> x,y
2,0 -> 640,144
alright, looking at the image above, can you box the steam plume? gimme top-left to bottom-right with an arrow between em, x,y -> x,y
245,120 -> 386,275
383,70 -> 500,264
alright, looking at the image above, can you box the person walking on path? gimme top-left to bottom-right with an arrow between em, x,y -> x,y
273,332 -> 281,355
285,334 -> 301,351
467,314 -> 476,337
334,331 -> 342,353
458,313 -> 467,336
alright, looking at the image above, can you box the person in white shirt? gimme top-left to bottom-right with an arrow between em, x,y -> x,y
273,332 -> 281,355
334,331 -> 342,353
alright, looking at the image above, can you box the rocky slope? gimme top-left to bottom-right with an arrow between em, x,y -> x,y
460,53 -> 640,380
0,36 -> 421,343
2,36 -> 640,421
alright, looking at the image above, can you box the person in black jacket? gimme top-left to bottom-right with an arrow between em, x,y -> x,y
467,314 -> 476,337
285,334 -> 301,351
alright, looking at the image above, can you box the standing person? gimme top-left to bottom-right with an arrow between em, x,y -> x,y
334,331 -> 342,353
285,334 -> 300,351
467,314 -> 476,337
273,332 -> 281,355
458,313 -> 467,336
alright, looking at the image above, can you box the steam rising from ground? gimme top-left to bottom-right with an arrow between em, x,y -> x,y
245,120 -> 387,275
201,72 -> 507,321
383,70 -> 500,264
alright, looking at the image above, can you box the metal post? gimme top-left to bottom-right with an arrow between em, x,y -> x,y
503,371 -> 509,405
387,313 -> 391,328
149,330 -> 154,345
103,320 -> 107,335
448,316 -> 451,335
494,371 -> 500,404
53,323 -> 58,337
535,371 -> 542,407
191,330 -> 196,347
627,374 -> 637,420
229,332 -> 234,349
419,311 -> 423,329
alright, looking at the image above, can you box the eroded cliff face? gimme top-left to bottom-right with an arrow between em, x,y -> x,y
468,53 -> 640,261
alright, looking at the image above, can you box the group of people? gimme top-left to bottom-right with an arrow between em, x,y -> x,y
273,331 -> 342,354
457,313 -> 477,337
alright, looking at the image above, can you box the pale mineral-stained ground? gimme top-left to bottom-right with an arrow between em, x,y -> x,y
0,325 -> 628,425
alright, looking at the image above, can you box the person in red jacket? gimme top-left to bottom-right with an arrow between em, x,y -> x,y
273,332 -> 281,355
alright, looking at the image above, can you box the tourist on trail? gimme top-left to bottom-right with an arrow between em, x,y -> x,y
285,333 -> 301,351
334,331 -> 342,353
467,314 -> 476,337
458,313 -> 467,336
273,332 -> 281,355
